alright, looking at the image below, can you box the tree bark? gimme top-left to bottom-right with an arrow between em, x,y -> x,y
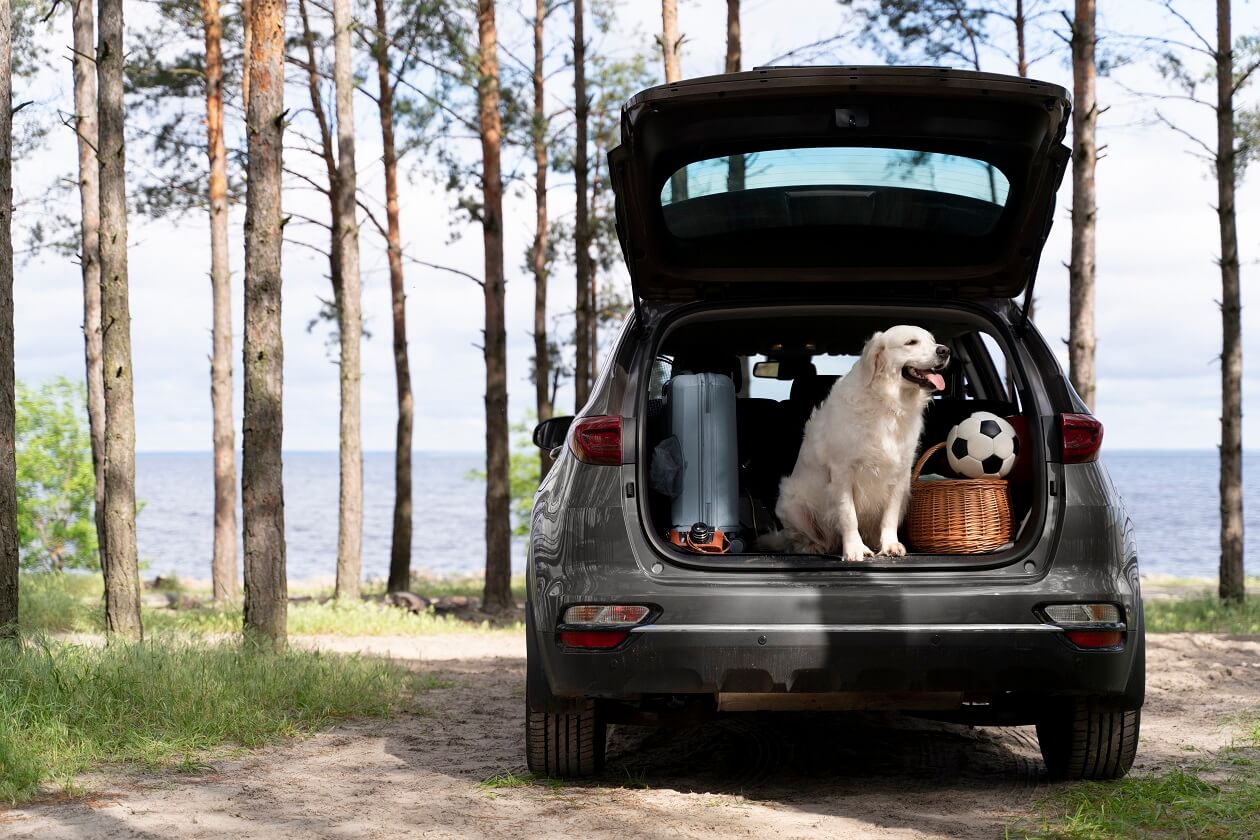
661,0 -> 686,201
661,0 -> 682,81
573,0 -> 591,411
296,0 -> 343,308
1068,0 -> 1097,411
1215,0 -> 1244,604
0,0 -> 17,637
725,0 -> 744,192
375,0 -> 413,594
242,0 -> 287,649
477,0 -> 511,614
532,0 -> 553,479
331,0 -> 363,603
72,0 -> 106,580
202,0 -> 238,604
1014,0 -> 1027,76
97,0 -> 142,641
241,0 -> 252,110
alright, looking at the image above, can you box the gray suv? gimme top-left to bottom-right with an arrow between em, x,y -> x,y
527,67 -> 1143,782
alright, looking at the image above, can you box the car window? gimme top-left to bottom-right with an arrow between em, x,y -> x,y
647,356 -> 672,401
660,146 -> 1010,241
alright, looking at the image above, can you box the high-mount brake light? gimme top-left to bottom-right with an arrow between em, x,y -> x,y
1060,413 -> 1103,464
569,416 -> 623,465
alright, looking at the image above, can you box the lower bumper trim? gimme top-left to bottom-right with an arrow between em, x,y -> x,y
632,623 -> 1063,634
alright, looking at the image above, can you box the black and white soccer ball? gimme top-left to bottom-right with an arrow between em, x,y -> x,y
946,411 -> 1019,479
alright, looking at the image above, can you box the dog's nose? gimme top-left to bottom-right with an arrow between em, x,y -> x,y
935,345 -> 950,359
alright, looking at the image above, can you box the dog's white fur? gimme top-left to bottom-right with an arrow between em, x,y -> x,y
766,325 -> 949,561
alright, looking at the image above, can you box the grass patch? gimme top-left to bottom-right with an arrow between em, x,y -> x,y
141,600 -> 521,637
1014,765 -> 1260,839
0,636 -> 425,803
17,573 -> 524,637
478,769 -> 564,792
1144,596 -> 1260,634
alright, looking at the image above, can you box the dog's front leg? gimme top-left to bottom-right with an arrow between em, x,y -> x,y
837,482 -> 873,562
877,477 -> 909,557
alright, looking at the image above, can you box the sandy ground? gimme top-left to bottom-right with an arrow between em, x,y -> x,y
4,631 -> 1260,840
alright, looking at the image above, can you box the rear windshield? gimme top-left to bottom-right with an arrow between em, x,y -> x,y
660,147 -> 1010,241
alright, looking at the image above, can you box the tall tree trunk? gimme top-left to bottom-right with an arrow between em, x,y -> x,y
1068,0 -> 1097,411
725,0 -> 744,192
97,0 -> 142,641
375,0 -> 413,594
477,0 -> 511,614
661,0 -> 682,81
241,0 -> 252,110
296,0 -> 343,318
532,0 -> 553,478
1014,0 -> 1027,76
202,0 -> 238,604
242,0 -> 287,649
661,0 -> 686,201
1216,0 -> 1244,604
331,0 -> 363,603
573,0 -> 591,411
0,0 -> 16,637
72,0 -> 106,578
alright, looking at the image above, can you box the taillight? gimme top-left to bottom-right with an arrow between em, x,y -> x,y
1041,603 -> 1124,650
570,415 -> 622,465
557,604 -> 651,650
1060,413 -> 1103,463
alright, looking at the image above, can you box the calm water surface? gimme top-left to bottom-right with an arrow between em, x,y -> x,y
135,450 -> 1256,583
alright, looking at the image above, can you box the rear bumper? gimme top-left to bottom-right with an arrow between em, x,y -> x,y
537,621 -> 1139,713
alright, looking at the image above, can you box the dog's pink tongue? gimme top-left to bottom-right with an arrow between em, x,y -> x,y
926,372 -> 945,391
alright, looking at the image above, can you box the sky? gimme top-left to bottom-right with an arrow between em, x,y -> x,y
12,0 -> 1260,452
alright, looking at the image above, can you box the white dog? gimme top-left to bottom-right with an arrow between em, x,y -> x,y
766,326 -> 949,561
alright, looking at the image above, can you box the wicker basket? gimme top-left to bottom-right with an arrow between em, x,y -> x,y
906,442 -> 1012,554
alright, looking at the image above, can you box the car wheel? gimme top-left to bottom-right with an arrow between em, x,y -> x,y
1036,698 -> 1140,780
525,699 -> 606,778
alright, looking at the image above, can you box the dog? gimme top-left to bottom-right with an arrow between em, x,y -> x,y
764,326 -> 949,560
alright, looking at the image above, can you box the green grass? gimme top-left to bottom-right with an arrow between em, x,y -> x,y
143,599 -> 521,637
1144,596 -> 1260,634
16,572 -> 524,637
1014,763 -> 1260,840
0,636 -> 431,804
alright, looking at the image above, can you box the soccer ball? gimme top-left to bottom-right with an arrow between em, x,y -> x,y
946,412 -> 1019,479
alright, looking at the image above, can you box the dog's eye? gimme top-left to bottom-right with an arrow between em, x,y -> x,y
905,339 -> 918,346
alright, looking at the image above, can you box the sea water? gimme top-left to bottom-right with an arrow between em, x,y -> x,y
134,450 -> 1257,584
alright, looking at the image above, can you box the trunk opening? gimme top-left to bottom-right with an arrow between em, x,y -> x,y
634,301 -> 1052,572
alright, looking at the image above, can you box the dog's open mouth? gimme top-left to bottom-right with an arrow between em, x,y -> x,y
902,366 -> 946,391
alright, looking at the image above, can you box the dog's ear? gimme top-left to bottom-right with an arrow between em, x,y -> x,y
864,331 -> 885,385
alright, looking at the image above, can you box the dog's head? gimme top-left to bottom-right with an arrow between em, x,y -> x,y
862,325 -> 950,392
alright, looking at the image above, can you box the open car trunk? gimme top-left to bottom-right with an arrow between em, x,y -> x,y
638,303 -> 1049,571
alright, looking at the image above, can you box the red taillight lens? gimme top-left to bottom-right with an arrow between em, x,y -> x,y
1065,630 -> 1124,649
570,415 -> 622,465
557,630 -> 630,649
1061,413 -> 1103,464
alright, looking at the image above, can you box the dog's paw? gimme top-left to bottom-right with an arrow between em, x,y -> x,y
842,543 -> 874,562
878,540 -> 907,557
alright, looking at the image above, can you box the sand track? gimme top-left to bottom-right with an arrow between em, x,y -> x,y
5,632 -> 1260,839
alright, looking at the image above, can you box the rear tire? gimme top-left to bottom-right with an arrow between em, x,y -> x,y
1036,698 -> 1140,780
525,700 -> 606,778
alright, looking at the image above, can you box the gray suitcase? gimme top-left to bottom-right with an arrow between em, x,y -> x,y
667,373 -> 741,551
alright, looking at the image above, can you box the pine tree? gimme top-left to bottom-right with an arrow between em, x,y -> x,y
242,0 -> 288,649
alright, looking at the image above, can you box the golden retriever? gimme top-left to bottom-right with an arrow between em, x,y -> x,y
765,325 -> 949,560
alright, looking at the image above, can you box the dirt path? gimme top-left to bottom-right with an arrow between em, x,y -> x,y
5,632 -> 1260,840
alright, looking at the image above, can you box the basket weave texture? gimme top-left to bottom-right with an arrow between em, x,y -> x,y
906,442 -> 1012,554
